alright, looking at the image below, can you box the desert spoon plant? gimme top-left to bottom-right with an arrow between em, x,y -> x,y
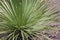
0,0 -> 59,40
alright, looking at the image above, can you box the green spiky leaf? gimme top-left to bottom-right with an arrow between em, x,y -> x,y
0,0 -> 59,40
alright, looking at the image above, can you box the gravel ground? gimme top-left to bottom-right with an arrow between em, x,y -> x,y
47,0 -> 60,40
36,0 -> 60,40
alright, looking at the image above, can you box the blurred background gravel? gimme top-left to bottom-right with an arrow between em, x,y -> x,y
36,0 -> 60,40
42,0 -> 60,40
